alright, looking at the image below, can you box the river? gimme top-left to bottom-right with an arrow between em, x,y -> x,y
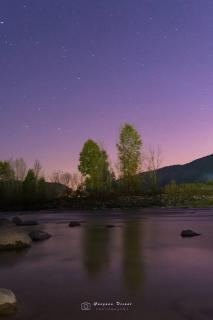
0,208 -> 213,320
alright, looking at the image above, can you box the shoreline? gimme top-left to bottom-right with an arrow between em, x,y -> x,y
1,206 -> 213,215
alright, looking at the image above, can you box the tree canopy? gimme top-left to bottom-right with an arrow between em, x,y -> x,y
78,139 -> 111,193
0,161 -> 14,181
117,123 -> 142,193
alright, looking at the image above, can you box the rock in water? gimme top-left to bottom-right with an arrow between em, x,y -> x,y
19,220 -> 38,226
0,289 -> 17,315
0,228 -> 32,251
29,230 -> 51,241
181,229 -> 201,237
69,221 -> 81,227
12,217 -> 38,226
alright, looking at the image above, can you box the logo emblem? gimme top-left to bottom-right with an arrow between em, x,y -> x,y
81,302 -> 91,311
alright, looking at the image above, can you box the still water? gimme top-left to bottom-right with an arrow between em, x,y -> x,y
0,208 -> 213,320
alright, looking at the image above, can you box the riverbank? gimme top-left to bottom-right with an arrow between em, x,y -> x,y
1,193 -> 213,212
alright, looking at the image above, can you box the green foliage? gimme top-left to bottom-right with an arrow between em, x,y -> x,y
79,140 -> 100,177
164,181 -> 213,207
3,123 -> 213,209
117,123 -> 142,193
78,139 -> 111,193
22,170 -> 48,205
164,180 -> 179,205
22,169 -> 37,204
0,158 -> 68,209
0,161 -> 14,181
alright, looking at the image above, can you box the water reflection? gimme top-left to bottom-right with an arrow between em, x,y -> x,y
1,211 -> 213,320
82,224 -> 111,276
0,249 -> 29,268
122,221 -> 143,291
82,220 -> 144,292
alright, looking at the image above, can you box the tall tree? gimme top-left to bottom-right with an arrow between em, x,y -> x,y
22,169 -> 37,204
10,158 -> 27,181
70,172 -> 84,191
145,146 -> 162,191
0,161 -> 14,181
0,161 -> 15,206
117,123 -> 142,193
78,139 -> 111,193
34,160 -> 42,179
60,172 -> 72,188
50,171 -> 62,184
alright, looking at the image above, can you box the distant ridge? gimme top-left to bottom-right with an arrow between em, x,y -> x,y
145,154 -> 213,187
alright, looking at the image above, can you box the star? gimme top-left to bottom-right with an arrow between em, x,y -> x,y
61,46 -> 68,52
139,63 -> 145,68
34,41 -> 40,46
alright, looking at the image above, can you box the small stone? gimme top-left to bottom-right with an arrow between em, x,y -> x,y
0,289 -> 17,315
13,217 -> 38,226
29,230 -> 51,241
181,229 -> 201,237
19,220 -> 38,226
69,221 -> 81,227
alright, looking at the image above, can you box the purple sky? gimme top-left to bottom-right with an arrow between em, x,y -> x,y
1,0 -> 213,176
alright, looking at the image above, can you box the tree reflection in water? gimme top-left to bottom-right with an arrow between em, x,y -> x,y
82,224 -> 111,276
122,220 -> 143,291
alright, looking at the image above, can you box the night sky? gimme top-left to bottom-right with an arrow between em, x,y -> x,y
1,0 -> 213,175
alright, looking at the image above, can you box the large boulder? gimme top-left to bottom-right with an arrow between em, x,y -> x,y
29,230 -> 51,241
0,228 -> 32,251
0,289 -> 17,315
181,229 -> 201,237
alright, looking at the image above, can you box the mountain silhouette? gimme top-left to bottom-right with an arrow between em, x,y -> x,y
145,154 -> 213,187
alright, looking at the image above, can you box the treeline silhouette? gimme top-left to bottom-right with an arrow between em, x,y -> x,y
0,123 -> 148,209
0,159 -> 68,209
1,123 -> 213,210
